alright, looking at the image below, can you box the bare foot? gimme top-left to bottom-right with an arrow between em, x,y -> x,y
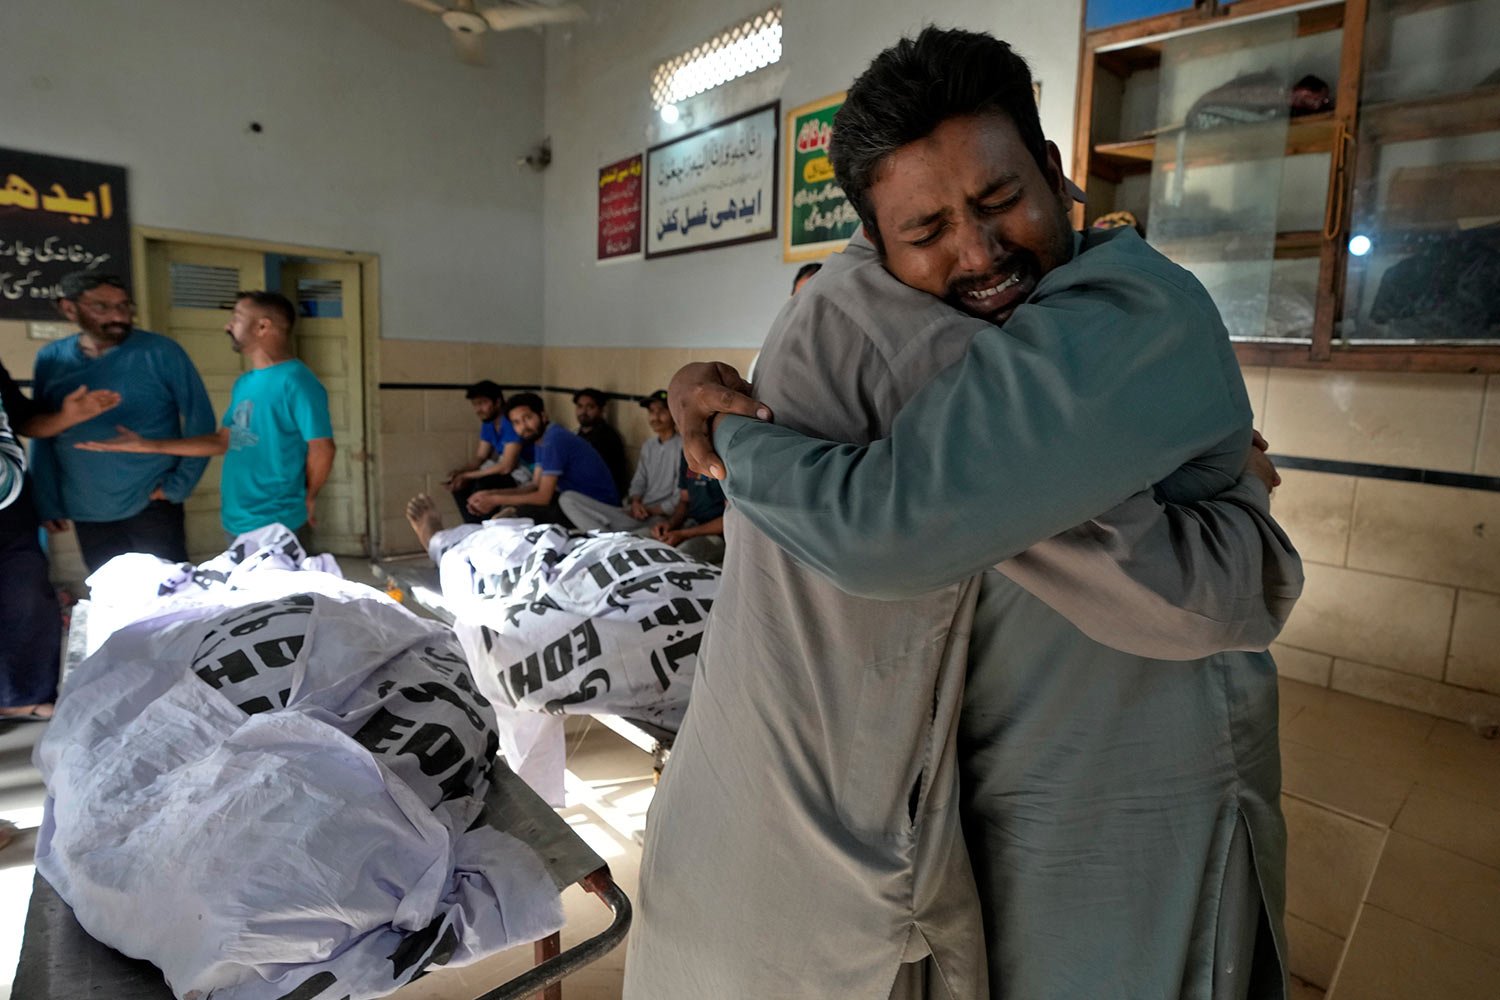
405,493 -> 445,553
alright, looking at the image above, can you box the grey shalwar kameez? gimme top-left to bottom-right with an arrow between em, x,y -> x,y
625,228 -> 1297,999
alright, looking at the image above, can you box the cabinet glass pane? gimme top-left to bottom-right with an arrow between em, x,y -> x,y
1340,0 -> 1500,344
1146,14 -> 1310,341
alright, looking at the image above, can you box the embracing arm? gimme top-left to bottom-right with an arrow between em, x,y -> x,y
1002,470 -> 1303,659
711,251 -> 1249,600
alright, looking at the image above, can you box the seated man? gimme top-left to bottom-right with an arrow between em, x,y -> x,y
559,389 -> 681,534
573,387 -> 630,497
465,393 -> 617,526
650,453 -> 726,565
445,380 -> 535,523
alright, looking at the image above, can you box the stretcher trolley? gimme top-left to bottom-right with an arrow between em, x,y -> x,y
14,756 -> 631,1000
15,598 -> 632,1000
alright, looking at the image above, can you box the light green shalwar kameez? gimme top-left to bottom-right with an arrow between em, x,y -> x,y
626,228 -> 1296,999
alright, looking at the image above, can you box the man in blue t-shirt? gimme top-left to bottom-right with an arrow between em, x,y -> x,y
444,380 -> 535,524
32,273 -> 216,571
80,291 -> 335,545
464,393 -> 617,526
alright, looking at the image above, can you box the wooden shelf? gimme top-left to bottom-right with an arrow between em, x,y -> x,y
1359,84 -> 1500,144
1150,229 -> 1324,262
1092,112 -> 1336,176
1095,44 -> 1160,79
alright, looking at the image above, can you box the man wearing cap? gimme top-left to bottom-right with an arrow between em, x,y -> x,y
559,389 -> 681,533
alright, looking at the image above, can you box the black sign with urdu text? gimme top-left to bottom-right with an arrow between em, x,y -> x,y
0,146 -> 130,320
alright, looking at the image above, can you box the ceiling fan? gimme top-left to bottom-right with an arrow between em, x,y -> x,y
400,0 -> 586,65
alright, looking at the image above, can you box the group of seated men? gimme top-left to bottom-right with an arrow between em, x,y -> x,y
423,380 -> 726,564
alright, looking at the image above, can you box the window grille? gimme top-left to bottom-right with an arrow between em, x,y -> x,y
169,263 -> 240,310
651,6 -> 782,109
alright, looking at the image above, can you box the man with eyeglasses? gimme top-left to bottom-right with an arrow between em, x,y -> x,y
30,272 -> 215,572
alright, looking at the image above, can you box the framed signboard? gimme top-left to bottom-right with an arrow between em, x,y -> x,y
598,153 -> 643,262
645,102 -> 778,259
783,92 -> 859,262
0,147 -> 130,320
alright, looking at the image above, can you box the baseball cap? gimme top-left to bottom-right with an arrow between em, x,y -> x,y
639,389 -> 669,408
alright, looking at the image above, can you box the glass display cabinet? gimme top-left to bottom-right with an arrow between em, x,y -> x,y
1075,0 -> 1500,371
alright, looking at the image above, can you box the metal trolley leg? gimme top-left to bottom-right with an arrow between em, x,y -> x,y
474,868 -> 632,1000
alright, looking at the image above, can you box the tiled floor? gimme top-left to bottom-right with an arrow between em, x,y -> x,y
1279,678 -> 1500,999
3,677 -> 1497,999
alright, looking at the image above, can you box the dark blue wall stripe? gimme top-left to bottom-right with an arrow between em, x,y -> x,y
17,375 -> 1498,492
377,382 -> 646,404
1268,455 -> 1500,493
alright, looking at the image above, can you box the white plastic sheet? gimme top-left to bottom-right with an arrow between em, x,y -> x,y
35,528 -> 564,1000
436,522 -> 720,726
433,522 -> 720,804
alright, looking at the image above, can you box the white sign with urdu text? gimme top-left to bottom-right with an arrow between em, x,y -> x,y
645,103 -> 778,259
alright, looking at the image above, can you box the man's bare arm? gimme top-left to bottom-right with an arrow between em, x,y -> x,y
304,437 -> 335,526
447,440 -> 495,488
18,385 -> 121,439
466,472 -> 557,516
76,425 -> 230,457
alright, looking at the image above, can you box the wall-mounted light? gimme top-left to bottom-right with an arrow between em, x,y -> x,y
1348,234 -> 1372,257
660,103 -> 680,124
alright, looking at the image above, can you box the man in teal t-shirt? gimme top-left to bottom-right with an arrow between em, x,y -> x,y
220,353 -> 333,535
81,291 -> 335,542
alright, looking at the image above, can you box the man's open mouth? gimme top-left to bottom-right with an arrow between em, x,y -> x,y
962,272 -> 1021,303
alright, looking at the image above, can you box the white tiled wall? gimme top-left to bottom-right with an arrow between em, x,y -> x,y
1244,365 -> 1500,722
